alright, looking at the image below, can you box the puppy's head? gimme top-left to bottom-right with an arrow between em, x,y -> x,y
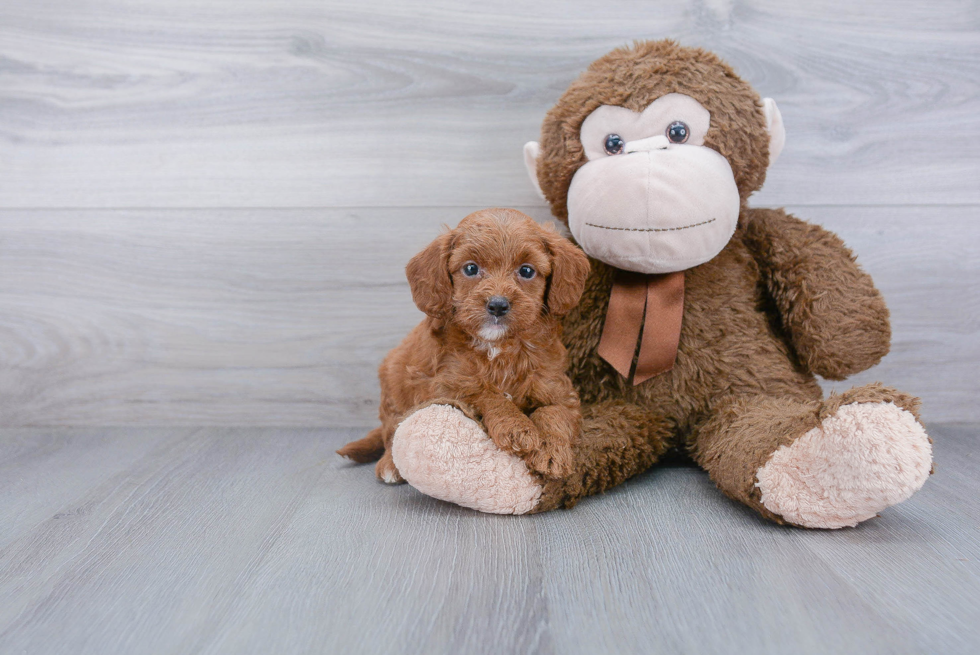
406,208 -> 590,343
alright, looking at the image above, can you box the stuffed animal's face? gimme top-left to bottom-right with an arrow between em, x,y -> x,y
566,93 -> 741,273
525,41 -> 786,274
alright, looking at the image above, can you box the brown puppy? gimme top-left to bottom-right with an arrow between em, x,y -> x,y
338,208 -> 590,484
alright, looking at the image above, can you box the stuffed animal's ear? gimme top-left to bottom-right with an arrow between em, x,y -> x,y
406,231 -> 454,319
524,141 -> 546,200
763,98 -> 785,166
542,226 -> 590,316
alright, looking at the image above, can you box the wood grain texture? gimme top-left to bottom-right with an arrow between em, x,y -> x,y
0,0 -> 978,208
1,1 -> 977,424
1,205 -> 976,425
0,425 -> 977,654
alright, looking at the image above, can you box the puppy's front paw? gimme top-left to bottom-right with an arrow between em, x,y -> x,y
487,414 -> 540,455
526,439 -> 574,479
375,451 -> 405,484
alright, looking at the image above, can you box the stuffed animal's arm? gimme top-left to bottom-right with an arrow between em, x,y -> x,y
742,207 -> 890,380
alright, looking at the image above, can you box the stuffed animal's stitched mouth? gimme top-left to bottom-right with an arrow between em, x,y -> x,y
584,218 -> 716,233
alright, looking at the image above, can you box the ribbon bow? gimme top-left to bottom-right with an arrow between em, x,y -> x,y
597,270 -> 685,385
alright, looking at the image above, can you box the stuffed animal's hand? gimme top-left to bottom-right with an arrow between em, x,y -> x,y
743,207 -> 891,380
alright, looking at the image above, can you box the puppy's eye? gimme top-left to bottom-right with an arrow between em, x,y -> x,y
666,121 -> 689,144
462,262 -> 479,277
603,134 -> 625,155
518,265 -> 536,280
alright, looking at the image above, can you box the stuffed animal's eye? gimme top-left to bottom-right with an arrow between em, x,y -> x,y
603,134 -> 625,155
518,265 -> 536,280
462,262 -> 479,277
666,121 -> 689,144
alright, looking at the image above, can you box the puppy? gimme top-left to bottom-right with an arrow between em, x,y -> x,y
338,208 -> 591,483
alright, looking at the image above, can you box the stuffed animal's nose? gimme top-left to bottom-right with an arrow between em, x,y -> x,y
486,296 -> 511,317
625,135 -> 670,153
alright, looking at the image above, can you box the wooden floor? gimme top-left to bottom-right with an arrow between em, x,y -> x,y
0,424 -> 977,654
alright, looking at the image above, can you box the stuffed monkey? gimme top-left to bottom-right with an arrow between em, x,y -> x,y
387,40 -> 932,528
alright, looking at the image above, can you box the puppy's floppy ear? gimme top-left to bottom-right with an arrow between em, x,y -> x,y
542,225 -> 590,316
406,231 -> 454,319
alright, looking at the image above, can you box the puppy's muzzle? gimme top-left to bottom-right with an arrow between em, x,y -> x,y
486,296 -> 510,318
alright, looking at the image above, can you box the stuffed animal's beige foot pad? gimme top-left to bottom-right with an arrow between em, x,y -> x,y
756,402 -> 932,529
390,404 -> 543,515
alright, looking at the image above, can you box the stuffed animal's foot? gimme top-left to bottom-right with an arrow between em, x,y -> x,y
755,402 -> 932,529
390,404 -> 543,514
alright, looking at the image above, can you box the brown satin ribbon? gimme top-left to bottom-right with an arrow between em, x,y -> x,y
597,270 -> 685,385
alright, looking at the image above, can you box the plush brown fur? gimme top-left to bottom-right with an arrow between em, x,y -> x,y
520,41 -> 916,522
338,208 -> 591,482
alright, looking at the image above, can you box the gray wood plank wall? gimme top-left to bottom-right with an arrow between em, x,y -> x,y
2,0 -> 978,426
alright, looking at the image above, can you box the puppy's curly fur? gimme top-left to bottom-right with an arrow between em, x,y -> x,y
338,208 -> 591,483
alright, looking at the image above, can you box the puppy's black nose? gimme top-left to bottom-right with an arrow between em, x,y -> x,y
486,296 -> 510,317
